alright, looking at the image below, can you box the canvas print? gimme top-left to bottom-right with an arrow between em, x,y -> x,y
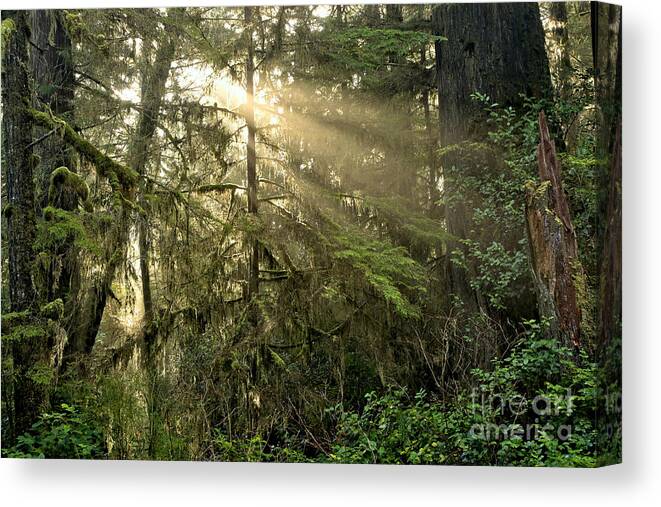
1,2 -> 621,466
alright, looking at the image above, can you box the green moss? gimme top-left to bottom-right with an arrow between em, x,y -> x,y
27,108 -> 138,190
35,206 -> 101,256
48,166 -> 89,205
40,298 -> 64,321
1,18 -> 16,58
572,258 -> 595,340
2,310 -> 31,328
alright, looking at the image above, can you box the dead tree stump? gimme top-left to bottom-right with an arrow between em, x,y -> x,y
525,111 -> 583,350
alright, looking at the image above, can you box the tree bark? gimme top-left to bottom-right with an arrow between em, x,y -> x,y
592,2 -> 621,274
525,112 -> 583,350
3,11 -> 37,312
598,124 -> 621,348
31,10 -> 76,211
29,10 -> 83,350
596,124 -> 622,464
433,2 -> 551,147
2,10 -> 43,438
245,6 -> 260,302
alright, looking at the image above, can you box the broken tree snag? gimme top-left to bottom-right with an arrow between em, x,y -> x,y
525,111 -> 583,350
598,124 -> 622,348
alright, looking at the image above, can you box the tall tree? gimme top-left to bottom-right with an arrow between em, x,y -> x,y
591,2 -> 621,270
31,10 -> 76,211
2,10 -> 41,437
130,23 -> 176,343
29,10 -> 83,355
244,6 -> 260,302
3,11 -> 36,312
432,2 -> 552,312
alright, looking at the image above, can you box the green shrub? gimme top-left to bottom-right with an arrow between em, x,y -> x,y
212,431 -> 309,463
325,322 -> 598,467
3,403 -> 105,459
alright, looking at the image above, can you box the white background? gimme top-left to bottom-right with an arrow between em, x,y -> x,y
1,0 -> 659,505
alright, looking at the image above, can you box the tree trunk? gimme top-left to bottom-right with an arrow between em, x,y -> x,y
433,2 -> 551,147
547,1 -> 572,102
525,111 -> 583,350
25,103 -> 138,359
2,10 -> 43,438
432,2 -> 552,311
421,87 -> 439,217
31,10 -> 76,211
129,32 -> 176,345
3,11 -> 37,312
29,10 -> 82,357
598,124 -> 621,348
592,2 -> 621,274
596,124 -> 622,464
245,6 -> 260,302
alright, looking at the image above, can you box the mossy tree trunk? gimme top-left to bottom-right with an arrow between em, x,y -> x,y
31,10 -> 76,211
26,107 -> 137,358
1,10 -> 44,438
3,11 -> 36,313
30,10 -> 82,342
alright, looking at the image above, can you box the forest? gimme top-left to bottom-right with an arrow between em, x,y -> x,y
1,2 -> 621,466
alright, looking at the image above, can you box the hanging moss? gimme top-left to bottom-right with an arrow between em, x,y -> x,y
48,166 -> 89,205
35,206 -> 101,256
40,298 -> 64,321
1,18 -> 16,58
